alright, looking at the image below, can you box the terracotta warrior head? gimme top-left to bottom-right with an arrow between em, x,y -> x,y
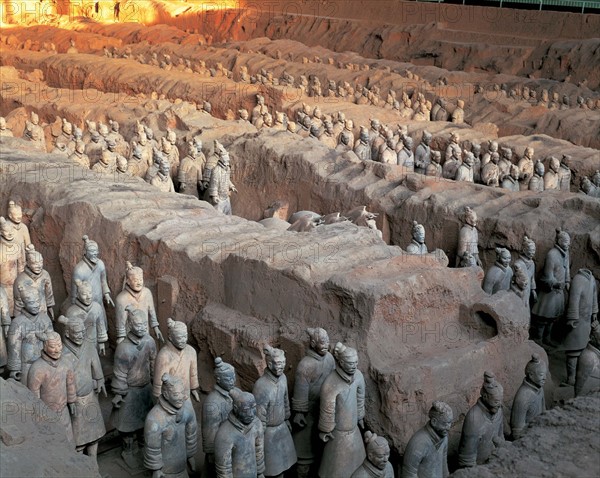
230,388 -> 257,425
0,217 -> 15,241
524,353 -> 547,388
495,247 -> 511,268
43,331 -> 63,360
512,264 -> 529,292
59,315 -> 86,346
167,318 -> 188,350
412,221 -> 425,244
521,235 -> 535,259
75,279 -> 93,307
214,357 -> 236,392
7,200 -> 23,225
364,431 -> 390,470
125,261 -> 144,292
480,371 -> 503,414
19,286 -> 41,315
25,244 -> 43,275
264,345 -> 286,377
428,401 -> 453,437
307,327 -> 329,356
161,373 -> 188,409
126,305 -> 149,339
82,235 -> 100,264
463,206 -> 477,227
555,229 -> 570,251
333,342 -> 358,376
534,160 -> 544,177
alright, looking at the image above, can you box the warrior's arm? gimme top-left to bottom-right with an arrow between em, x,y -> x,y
214,431 -> 234,478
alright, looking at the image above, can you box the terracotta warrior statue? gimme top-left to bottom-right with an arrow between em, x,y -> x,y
27,332 -> 76,444
71,235 -> 113,337
557,154 -> 572,192
456,207 -> 482,268
319,342 -> 366,478
13,244 -> 55,320
215,387 -> 266,478
575,320 -> 600,397
59,314 -> 107,461
455,152 -> 475,183
150,159 -> 176,193
23,111 -> 45,149
208,142 -> 237,215
8,201 -> 32,264
115,261 -> 162,344
112,306 -> 157,467
7,286 -> 53,384
0,217 -> 23,317
178,140 -> 204,198
406,221 -> 428,255
402,401 -> 453,478
0,116 -> 13,137
153,318 -> 199,404
513,235 -> 537,308
528,160 -> 545,193
482,247 -> 513,295
543,156 -> 560,191
510,264 -> 530,306
414,131 -> 432,175
253,345 -> 297,477
510,354 -> 547,440
458,371 -> 504,467
292,328 -> 335,478
0,288 -> 9,373
517,147 -> 534,191
202,357 -> 236,477
560,268 -> 598,387
144,373 -> 198,478
425,151 -> 442,177
531,229 -> 571,343
354,127 -> 372,162
351,431 -> 394,478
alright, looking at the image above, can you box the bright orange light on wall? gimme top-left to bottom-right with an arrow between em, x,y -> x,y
0,1 -> 240,27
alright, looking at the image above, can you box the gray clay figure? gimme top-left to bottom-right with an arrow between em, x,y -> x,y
406,221 -> 428,255
0,216 -> 24,316
318,342 -> 366,478
13,244 -> 55,320
458,371 -> 504,467
202,357 -> 236,477
351,431 -> 394,478
253,345 -> 297,477
144,373 -> 198,478
27,332 -> 76,444
510,354 -> 547,439
560,269 -> 598,387
7,287 -> 52,384
215,388 -> 266,478
115,261 -> 162,344
71,235 -> 113,337
531,230 -> 571,343
65,279 -> 108,355
112,306 -> 157,466
482,248 -> 513,295
153,318 -> 199,403
402,401 -> 453,478
513,236 -> 537,308
208,143 -> 236,215
59,314 -> 107,461
292,328 -> 335,478
575,320 -> 600,397
456,207 -> 482,268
